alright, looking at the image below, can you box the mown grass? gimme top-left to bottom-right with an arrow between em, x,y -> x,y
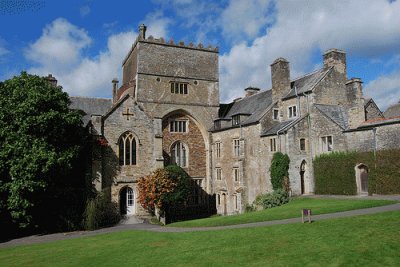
1,211 -> 399,266
169,197 -> 397,227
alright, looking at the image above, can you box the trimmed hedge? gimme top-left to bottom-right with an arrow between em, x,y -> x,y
314,150 -> 400,195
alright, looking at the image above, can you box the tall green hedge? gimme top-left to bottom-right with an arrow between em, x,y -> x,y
314,150 -> 400,195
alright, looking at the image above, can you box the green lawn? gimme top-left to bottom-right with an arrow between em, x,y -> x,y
169,197 -> 397,227
1,211 -> 400,266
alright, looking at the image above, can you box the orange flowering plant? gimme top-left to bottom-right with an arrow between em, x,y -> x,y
137,165 -> 190,212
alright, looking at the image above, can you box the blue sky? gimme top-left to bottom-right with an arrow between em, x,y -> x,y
1,0 -> 400,111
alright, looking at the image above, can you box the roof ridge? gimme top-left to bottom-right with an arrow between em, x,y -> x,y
70,96 -> 112,100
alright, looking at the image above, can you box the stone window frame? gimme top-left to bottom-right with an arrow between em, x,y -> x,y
215,167 -> 222,180
171,141 -> 189,167
288,105 -> 298,119
118,132 -> 138,166
273,108 -> 280,121
300,138 -> 307,151
233,138 -> 240,157
233,167 -> 240,182
215,141 -> 221,158
170,81 -> 188,95
217,193 -> 221,206
169,119 -> 189,133
270,137 -> 277,152
321,135 -> 333,152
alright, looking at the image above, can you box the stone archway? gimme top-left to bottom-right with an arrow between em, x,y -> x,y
119,186 -> 135,216
355,164 -> 369,195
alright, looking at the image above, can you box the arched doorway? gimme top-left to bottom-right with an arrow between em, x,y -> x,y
120,187 -> 135,216
300,160 -> 307,195
355,164 -> 369,195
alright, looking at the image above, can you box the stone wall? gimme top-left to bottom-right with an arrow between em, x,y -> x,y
162,113 -> 206,178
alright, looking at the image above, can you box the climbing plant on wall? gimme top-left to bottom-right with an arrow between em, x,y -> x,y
270,152 -> 290,190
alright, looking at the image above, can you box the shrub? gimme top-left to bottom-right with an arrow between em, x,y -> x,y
245,204 -> 256,213
270,152 -> 290,190
255,189 -> 290,209
83,192 -> 121,230
137,166 -> 190,212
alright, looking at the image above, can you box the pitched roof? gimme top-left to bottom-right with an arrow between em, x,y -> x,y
358,116 -> 400,129
69,96 -> 112,125
314,104 -> 348,130
283,68 -> 331,99
384,102 -> 400,118
211,89 -> 273,131
261,115 -> 307,137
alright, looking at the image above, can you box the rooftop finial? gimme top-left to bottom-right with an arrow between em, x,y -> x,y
139,24 -> 147,40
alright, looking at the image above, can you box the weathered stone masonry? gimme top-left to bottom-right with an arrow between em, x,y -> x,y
70,25 -> 400,217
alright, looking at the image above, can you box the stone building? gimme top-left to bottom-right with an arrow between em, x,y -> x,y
72,25 -> 219,216
71,25 -> 400,217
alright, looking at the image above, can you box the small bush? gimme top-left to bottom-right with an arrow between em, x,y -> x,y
83,193 -> 121,230
255,189 -> 290,209
245,204 -> 256,213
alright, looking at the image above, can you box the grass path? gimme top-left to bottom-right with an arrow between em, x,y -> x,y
168,197 -> 397,227
1,211 -> 399,266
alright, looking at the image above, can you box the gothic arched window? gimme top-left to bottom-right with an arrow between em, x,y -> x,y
171,141 -> 188,168
119,132 -> 137,165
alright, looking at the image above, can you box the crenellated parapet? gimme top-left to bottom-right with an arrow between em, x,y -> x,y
145,34 -> 219,53
123,24 -> 218,67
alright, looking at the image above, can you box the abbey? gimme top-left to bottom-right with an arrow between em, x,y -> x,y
70,25 -> 400,217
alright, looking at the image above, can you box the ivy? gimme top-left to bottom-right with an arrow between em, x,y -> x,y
269,152 -> 290,190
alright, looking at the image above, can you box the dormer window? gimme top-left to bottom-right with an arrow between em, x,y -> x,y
288,105 -> 297,119
232,115 -> 240,126
273,109 -> 279,121
214,120 -> 221,129
170,82 -> 188,94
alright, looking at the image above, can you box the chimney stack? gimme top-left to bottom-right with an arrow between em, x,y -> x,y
323,48 -> 346,76
45,74 -> 57,87
244,87 -> 260,97
112,78 -> 119,103
139,24 -> 147,40
271,58 -> 290,103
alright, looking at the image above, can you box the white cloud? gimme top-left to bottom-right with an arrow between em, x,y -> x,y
26,18 -> 136,97
0,41 -> 9,58
80,5 -> 91,17
364,70 -> 400,112
219,0 -> 400,102
221,0 -> 274,42
25,18 -> 91,71
142,11 -> 173,39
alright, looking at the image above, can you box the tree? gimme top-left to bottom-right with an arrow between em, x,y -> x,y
0,72 -> 91,232
269,152 -> 290,190
137,165 -> 190,212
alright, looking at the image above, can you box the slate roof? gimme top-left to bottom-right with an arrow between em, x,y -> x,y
211,89 -> 273,131
384,102 -> 400,118
70,96 -> 112,125
261,120 -> 295,137
283,68 -> 331,99
314,104 -> 348,130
